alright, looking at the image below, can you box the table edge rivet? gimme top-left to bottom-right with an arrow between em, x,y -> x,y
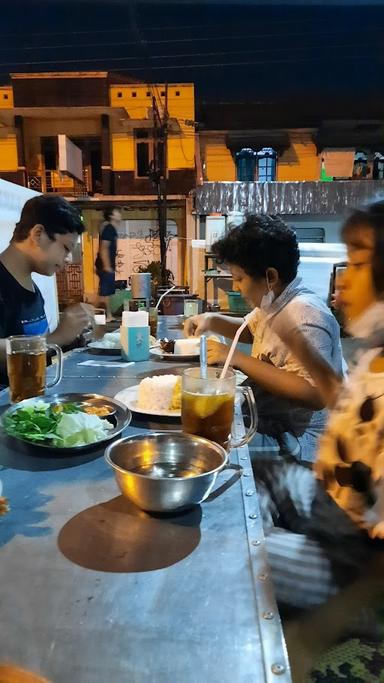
262,611 -> 274,620
271,663 -> 286,675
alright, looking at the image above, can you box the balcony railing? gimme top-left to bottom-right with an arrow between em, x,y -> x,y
27,169 -> 91,197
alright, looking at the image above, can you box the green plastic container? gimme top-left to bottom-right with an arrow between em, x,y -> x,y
227,291 -> 251,314
110,289 -> 132,315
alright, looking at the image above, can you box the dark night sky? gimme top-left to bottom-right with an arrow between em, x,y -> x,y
1,1 -> 384,112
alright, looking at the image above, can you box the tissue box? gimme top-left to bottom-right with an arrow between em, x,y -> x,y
120,326 -> 150,361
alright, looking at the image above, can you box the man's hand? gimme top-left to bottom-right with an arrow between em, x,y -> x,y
49,303 -> 94,346
184,313 -> 213,337
207,338 -> 229,365
0,496 -> 9,516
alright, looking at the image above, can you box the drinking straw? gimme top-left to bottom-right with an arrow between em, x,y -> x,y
200,335 -> 208,379
219,310 -> 256,379
155,284 -> 176,311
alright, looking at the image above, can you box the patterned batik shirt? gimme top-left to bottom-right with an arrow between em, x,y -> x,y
315,345 -> 384,539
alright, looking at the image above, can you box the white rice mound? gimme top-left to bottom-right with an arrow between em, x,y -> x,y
137,374 -> 180,411
92,331 -> 121,349
174,337 -> 200,355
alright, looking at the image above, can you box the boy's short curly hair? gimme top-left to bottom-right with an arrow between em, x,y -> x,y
211,214 -> 300,284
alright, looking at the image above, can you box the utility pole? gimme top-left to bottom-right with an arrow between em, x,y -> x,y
151,85 -> 169,285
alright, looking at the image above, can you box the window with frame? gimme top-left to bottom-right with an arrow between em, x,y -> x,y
257,147 -> 277,182
134,128 -> 166,179
353,151 -> 368,179
373,152 -> 384,180
134,129 -> 152,178
235,148 -> 257,181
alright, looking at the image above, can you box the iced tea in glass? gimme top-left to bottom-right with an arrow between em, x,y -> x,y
181,367 -> 257,449
6,335 -> 63,403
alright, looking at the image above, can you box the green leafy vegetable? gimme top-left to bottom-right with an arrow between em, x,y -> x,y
3,401 -> 113,447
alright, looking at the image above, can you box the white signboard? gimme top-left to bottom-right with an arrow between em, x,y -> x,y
115,220 -> 179,282
58,135 -> 83,182
205,215 -> 226,249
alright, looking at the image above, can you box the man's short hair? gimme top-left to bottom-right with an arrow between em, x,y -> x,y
12,194 -> 84,242
103,206 -> 120,222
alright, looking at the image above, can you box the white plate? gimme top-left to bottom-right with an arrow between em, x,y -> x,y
114,385 -> 181,418
150,346 -> 199,362
87,341 -> 121,355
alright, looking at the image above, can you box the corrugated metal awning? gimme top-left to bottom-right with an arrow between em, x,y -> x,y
195,180 -> 384,215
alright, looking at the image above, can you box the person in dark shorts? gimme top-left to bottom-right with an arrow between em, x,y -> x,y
95,207 -> 121,321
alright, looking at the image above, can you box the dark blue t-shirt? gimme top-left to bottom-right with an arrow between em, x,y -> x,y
99,223 -> 117,271
0,261 -> 48,338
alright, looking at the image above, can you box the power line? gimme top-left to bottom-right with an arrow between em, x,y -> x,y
0,15 -> 373,40
107,52 -> 382,72
0,41 -> 380,69
0,26 -> 382,53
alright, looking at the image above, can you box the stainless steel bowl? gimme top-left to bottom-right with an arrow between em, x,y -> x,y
105,431 -> 228,512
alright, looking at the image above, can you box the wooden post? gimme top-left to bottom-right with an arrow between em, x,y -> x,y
101,114 -> 112,195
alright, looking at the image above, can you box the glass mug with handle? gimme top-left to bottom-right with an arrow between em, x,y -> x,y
6,335 -> 63,403
181,367 -> 257,449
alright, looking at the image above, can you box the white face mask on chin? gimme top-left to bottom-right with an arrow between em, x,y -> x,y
260,288 -> 275,311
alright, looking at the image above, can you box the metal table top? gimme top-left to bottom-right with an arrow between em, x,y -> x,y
0,317 -> 290,683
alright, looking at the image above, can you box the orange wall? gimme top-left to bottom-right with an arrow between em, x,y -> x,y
0,135 -> 18,170
0,87 -> 13,108
110,83 -> 195,172
203,136 -> 236,181
277,133 -> 320,181
201,131 -> 321,182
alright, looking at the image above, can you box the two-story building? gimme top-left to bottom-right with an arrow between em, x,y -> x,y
0,71 -> 196,302
191,100 -> 384,305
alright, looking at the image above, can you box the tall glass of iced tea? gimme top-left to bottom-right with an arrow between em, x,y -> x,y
181,367 -> 257,449
6,335 -> 63,403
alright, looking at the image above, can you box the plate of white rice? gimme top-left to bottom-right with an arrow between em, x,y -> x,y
115,374 -> 181,417
88,332 -> 157,355
87,331 -> 121,354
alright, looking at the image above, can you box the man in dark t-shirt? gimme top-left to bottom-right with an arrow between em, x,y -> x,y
96,207 -> 121,322
0,261 -> 48,338
0,194 -> 94,385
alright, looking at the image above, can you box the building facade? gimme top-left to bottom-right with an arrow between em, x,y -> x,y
0,72 -> 195,196
0,72 -> 196,301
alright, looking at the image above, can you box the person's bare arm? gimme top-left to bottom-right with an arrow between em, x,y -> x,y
184,313 -> 253,343
233,349 -> 325,409
0,305 -> 93,369
48,304 -> 94,347
207,338 -> 325,409
100,240 -> 113,272
270,315 -> 343,409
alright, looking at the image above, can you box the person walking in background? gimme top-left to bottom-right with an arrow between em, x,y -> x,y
95,207 -> 121,322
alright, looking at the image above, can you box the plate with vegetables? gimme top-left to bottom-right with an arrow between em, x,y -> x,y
1,393 -> 131,454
